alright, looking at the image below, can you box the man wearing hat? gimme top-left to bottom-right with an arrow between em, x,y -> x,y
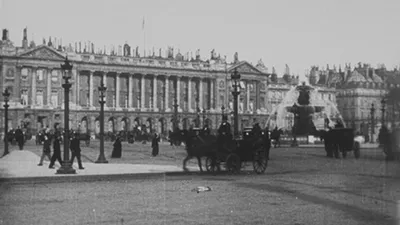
217,115 -> 232,152
70,132 -> 84,169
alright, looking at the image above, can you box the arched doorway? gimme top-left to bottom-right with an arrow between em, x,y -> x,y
205,118 -> 212,128
94,117 -> 100,138
158,118 -> 165,135
134,117 -> 141,128
182,118 -> 189,130
146,118 -> 153,133
108,117 -> 115,133
80,116 -> 88,134
121,117 -> 129,132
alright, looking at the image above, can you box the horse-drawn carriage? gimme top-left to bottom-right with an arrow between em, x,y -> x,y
183,127 -> 269,174
323,128 -> 360,159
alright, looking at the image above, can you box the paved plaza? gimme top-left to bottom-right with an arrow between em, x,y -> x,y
0,140 -> 399,224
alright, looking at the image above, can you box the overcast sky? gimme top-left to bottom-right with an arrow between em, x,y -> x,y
1,0 -> 400,77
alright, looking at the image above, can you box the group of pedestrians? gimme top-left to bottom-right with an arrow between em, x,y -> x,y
37,129 -> 84,170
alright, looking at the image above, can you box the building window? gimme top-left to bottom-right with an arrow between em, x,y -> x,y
36,70 -> 44,81
21,68 -> 28,81
51,90 -> 58,107
36,89 -> 43,106
21,89 -> 28,105
51,70 -> 59,82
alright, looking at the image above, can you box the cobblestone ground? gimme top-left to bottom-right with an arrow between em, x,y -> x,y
1,142 -> 399,225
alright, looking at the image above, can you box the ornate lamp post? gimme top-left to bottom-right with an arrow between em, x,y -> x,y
95,79 -> 108,163
370,103 -> 376,143
57,57 -> 76,174
221,105 -> 225,120
2,88 -> 10,156
381,98 -> 386,127
291,103 -> 299,147
231,68 -> 241,137
173,98 -> 179,131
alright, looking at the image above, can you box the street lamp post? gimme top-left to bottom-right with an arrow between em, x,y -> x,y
370,103 -> 376,143
231,68 -> 241,138
381,98 -> 386,127
2,88 -> 10,156
57,57 -> 76,174
291,103 -> 299,147
221,105 -> 225,120
95,79 -> 108,163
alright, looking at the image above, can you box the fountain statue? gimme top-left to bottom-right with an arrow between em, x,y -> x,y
266,82 -> 345,135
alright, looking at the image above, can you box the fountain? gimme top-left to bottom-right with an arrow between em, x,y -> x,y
266,81 -> 345,135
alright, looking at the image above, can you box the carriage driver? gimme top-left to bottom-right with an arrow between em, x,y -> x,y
217,115 -> 232,152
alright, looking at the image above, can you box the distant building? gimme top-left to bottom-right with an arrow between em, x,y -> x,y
0,28 -> 281,137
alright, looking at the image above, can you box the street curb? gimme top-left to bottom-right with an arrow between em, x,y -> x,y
0,171 -> 203,184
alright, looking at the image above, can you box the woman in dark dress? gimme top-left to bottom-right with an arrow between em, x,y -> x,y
111,136 -> 122,158
152,133 -> 160,157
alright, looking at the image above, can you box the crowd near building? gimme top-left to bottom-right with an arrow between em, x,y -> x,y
1,28 -> 400,140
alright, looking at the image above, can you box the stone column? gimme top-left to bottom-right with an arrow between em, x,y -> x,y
188,77 -> 192,112
141,74 -> 145,109
128,74 -> 133,108
116,73 -> 120,109
31,67 -> 37,106
199,79 -> 203,110
165,76 -> 169,111
47,69 -> 52,107
247,81 -> 251,112
210,79 -> 215,110
176,76 -> 181,111
153,75 -> 157,110
72,69 -> 78,105
89,70 -> 94,107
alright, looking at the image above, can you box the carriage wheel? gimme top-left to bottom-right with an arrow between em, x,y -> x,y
353,142 -> 360,159
205,156 -> 219,172
226,153 -> 241,174
253,151 -> 268,174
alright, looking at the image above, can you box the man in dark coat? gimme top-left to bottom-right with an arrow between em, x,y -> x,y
38,130 -> 51,166
14,126 -> 24,150
252,123 -> 262,136
49,133 -> 62,168
70,132 -> 84,169
152,133 -> 160,156
111,136 -> 122,158
217,115 -> 232,152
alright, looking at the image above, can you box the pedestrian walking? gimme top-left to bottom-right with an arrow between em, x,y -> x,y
14,126 -> 24,150
111,136 -> 122,158
37,130 -> 51,166
70,132 -> 84,169
152,133 -> 160,157
49,133 -> 62,169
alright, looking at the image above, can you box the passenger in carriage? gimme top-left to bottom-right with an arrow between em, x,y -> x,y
202,124 -> 210,136
217,115 -> 232,152
252,122 -> 262,136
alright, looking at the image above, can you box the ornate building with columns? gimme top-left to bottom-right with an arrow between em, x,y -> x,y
0,28 -> 274,137
308,63 -> 400,140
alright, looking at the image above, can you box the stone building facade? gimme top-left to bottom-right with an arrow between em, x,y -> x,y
0,28 -> 276,137
308,63 -> 400,140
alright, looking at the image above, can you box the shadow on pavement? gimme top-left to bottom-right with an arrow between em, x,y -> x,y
235,182 -> 393,223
